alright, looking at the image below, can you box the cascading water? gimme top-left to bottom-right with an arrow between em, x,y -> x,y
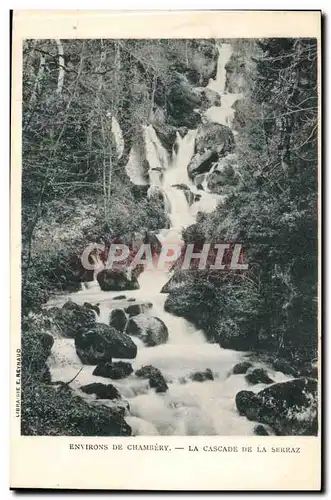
47,43 -> 291,436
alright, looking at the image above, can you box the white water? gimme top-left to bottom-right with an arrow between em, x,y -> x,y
47,43 -> 291,436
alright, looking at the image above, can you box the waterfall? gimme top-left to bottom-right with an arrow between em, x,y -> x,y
46,43 -> 291,436
165,187 -> 195,231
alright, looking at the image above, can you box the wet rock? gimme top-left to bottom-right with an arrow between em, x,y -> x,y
245,368 -> 274,385
113,295 -> 127,300
206,161 -> 239,194
194,174 -> 206,188
40,332 -> 55,351
256,378 -> 318,435
125,314 -> 169,347
166,75 -> 202,129
235,390 -> 260,417
254,424 -> 270,436
232,361 -> 252,375
21,326 -> 54,384
188,150 -> 219,178
194,87 -> 221,110
188,123 -> 235,180
153,122 -> 177,155
131,184 -> 149,200
75,324 -> 137,364
80,383 -> 120,400
109,309 -> 127,332
195,122 -> 235,155
190,369 -> 214,382
83,302 -> 100,316
299,361 -> 318,379
97,269 -> 139,292
21,381 -> 132,437
160,270 -> 187,294
136,365 -> 168,393
93,361 -> 133,380
171,184 -> 195,205
236,378 -> 318,436
125,302 -> 153,317
48,302 -> 96,338
225,54 -> 246,93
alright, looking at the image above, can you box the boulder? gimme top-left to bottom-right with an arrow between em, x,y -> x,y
254,424 -> 270,436
206,162 -> 238,194
135,365 -> 168,393
195,123 -> 235,156
93,361 -> 133,380
188,150 -> 219,179
206,170 -> 224,194
83,302 -> 100,316
153,122 -> 177,155
97,269 -> 139,292
272,358 -> 297,376
245,368 -> 274,385
113,295 -> 127,300
125,314 -> 169,347
232,361 -> 252,375
40,332 -> 55,351
194,87 -> 221,110
75,324 -> 137,365
48,302 -> 96,338
236,378 -> 318,436
190,368 -> 214,382
21,381 -> 132,437
224,54 -> 246,93
160,270 -> 188,294
300,364 -> 318,379
21,328 -> 54,383
194,174 -> 206,188
255,378 -> 318,435
125,302 -> 153,317
62,300 -> 80,311
80,383 -> 120,400
235,390 -> 260,417
187,122 -> 236,178
109,309 -> 127,332
127,298 -> 136,302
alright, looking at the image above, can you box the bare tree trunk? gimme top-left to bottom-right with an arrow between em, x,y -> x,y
148,75 -> 157,123
29,50 -> 46,107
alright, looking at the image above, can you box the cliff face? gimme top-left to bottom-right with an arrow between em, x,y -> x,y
149,41 -> 219,147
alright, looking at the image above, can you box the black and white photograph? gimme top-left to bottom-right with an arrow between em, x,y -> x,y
19,28 -> 319,441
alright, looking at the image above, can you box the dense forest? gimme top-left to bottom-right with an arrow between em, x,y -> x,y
21,38 -> 318,437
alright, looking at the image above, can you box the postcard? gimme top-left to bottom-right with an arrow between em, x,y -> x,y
10,10 -> 321,490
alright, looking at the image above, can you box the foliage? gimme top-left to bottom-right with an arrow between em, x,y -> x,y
166,38 -> 318,362
21,39 -> 215,311
21,381 -> 131,436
